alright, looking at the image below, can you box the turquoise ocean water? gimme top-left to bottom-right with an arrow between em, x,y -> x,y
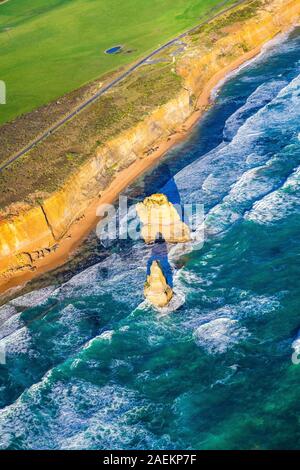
1,28 -> 300,450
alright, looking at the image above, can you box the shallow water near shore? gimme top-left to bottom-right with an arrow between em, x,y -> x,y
1,28 -> 300,449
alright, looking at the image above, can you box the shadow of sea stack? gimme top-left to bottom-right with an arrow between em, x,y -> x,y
144,260 -> 173,308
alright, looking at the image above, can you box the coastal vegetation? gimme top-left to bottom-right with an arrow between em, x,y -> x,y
0,0 -> 231,124
193,0 -> 263,34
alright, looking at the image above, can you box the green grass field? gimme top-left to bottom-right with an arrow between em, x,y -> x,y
0,0 -> 229,124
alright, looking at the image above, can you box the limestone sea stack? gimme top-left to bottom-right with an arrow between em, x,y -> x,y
136,193 -> 190,244
144,260 -> 173,308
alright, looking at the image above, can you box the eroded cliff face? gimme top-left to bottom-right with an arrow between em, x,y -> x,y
178,0 -> 300,96
0,205 -> 55,278
0,0 -> 299,284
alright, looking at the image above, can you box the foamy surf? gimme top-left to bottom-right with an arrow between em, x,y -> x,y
210,26 -> 297,101
193,318 -> 249,354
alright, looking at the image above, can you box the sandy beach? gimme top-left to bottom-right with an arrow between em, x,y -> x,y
0,40 -> 284,296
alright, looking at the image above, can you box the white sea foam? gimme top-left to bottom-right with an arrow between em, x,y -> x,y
0,304 -> 17,327
0,326 -> 32,357
1,29 -> 300,453
178,269 -> 206,288
223,80 -> 287,140
98,330 -> 114,341
211,27 -> 296,100
292,330 -> 300,363
167,71 -> 300,243
57,304 -> 85,327
215,295 -> 281,320
182,294 -> 280,356
204,155 -> 290,235
246,166 -> 300,224
0,378 -> 173,450
57,249 -> 147,308
155,291 -> 186,317
0,312 -> 23,341
48,304 -> 96,354
167,241 -> 193,262
81,330 -> 115,353
10,286 -> 57,308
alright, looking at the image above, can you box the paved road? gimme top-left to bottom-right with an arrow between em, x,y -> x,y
0,0 -> 249,174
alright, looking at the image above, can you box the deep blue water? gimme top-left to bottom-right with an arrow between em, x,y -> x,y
1,28 -> 300,450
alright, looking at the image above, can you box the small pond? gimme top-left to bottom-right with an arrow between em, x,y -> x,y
105,45 -> 122,54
